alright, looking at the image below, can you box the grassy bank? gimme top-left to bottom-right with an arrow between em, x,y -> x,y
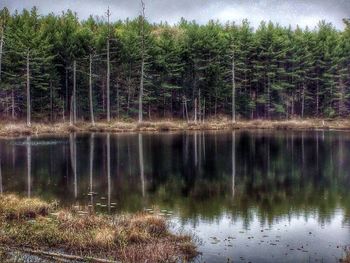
0,194 -> 197,262
343,247 -> 350,263
1,118 -> 350,137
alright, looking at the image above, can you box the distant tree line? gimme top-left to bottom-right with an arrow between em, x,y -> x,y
0,6 -> 349,125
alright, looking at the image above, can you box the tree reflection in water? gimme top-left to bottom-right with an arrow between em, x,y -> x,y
0,131 -> 349,225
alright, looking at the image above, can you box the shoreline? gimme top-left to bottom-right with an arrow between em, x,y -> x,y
0,194 -> 197,263
1,118 -> 350,138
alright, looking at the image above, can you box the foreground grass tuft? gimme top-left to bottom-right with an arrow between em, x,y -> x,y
0,194 -> 197,262
0,194 -> 52,220
342,247 -> 350,263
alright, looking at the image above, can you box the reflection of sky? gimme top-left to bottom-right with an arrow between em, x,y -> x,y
173,210 -> 350,263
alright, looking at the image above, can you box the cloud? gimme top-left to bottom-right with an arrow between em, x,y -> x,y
0,0 -> 349,29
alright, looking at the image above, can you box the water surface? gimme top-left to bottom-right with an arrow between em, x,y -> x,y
0,131 -> 349,262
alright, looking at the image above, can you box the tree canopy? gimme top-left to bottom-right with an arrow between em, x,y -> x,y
0,7 -> 349,121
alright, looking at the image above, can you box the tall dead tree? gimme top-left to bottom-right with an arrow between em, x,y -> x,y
50,80 -> 53,122
11,89 -> 14,119
0,26 -> 4,82
65,67 -> 69,121
138,0 -> 146,123
231,48 -> 236,123
106,7 -> 111,122
73,60 -> 77,124
194,98 -> 197,123
183,96 -> 189,122
301,84 -> 305,118
198,89 -> 201,122
89,54 -> 95,126
26,51 -> 31,127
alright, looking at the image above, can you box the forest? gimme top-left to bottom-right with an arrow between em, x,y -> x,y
0,7 -> 349,125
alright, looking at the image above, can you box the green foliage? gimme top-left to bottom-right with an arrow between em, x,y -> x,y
0,7 -> 349,120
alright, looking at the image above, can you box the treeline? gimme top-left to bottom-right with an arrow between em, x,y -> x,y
0,7 -> 349,124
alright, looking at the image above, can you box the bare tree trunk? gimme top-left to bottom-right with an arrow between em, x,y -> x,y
194,98 -> 197,123
203,98 -> 205,123
11,88 -> 15,120
198,89 -> 201,122
338,78 -> 345,117
69,95 -> 73,126
89,54 -> 95,126
139,60 -> 144,123
163,86 -> 166,117
65,68 -> 68,119
138,0 -> 146,123
0,27 -> 4,82
73,60 -> 77,124
116,83 -> 120,119
62,100 -> 65,122
50,81 -> 53,122
102,79 -> 105,113
267,76 -> 271,119
301,84 -> 305,118
126,66 -> 131,115
184,96 -> 189,123
291,94 -> 294,118
26,52 -> 31,127
232,49 -> 236,123
182,96 -> 185,120
316,80 -> 319,116
106,8 -> 111,123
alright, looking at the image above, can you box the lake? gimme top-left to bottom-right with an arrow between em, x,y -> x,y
0,130 -> 349,263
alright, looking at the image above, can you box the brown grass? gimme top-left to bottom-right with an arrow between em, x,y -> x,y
0,194 -> 197,262
343,247 -> 350,263
2,118 -> 350,138
0,194 -> 52,220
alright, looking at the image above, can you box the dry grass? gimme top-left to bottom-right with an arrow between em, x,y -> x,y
0,194 -> 197,262
342,247 -> 350,263
2,118 -> 350,137
0,194 -> 52,220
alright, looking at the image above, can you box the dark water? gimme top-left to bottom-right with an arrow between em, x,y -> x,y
0,131 -> 350,263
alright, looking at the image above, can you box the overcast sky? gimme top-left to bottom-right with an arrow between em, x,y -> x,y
1,0 -> 349,29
